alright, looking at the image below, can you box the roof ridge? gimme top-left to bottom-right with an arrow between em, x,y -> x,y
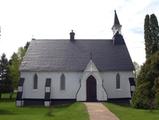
32,39 -> 113,41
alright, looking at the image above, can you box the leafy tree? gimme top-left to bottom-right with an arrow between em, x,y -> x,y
8,42 -> 30,89
8,53 -> 20,89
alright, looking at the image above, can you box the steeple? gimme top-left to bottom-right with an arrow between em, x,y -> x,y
112,10 -> 122,35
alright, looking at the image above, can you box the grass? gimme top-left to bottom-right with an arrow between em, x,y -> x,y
105,102 -> 159,120
0,101 -> 89,120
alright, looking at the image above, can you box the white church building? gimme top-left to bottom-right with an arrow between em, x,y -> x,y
16,11 -> 135,106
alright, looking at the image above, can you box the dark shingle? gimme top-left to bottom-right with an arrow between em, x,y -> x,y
20,39 -> 134,72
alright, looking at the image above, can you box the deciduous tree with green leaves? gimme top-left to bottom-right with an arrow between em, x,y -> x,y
8,42 -> 30,90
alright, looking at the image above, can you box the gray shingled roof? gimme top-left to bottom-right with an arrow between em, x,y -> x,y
20,39 -> 134,72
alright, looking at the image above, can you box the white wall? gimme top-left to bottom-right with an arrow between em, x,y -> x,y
76,71 -> 108,101
101,71 -> 134,99
21,72 -> 45,99
21,71 -> 134,100
21,72 -> 82,99
51,72 -> 81,99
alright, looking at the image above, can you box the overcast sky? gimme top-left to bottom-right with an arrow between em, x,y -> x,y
0,0 -> 158,65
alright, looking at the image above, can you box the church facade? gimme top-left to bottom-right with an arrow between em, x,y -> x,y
16,11 -> 135,106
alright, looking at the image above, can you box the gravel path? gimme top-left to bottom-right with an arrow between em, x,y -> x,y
84,102 -> 119,120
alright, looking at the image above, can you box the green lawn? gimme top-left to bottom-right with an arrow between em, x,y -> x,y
0,101 -> 89,120
105,103 -> 159,120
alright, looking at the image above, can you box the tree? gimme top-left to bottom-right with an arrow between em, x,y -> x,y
154,77 -> 159,107
144,15 -> 151,59
0,53 -> 13,98
131,62 -> 153,109
150,14 -> 159,55
144,14 -> 159,59
8,42 -> 30,89
132,51 -> 159,109
132,14 -> 159,109
0,53 -> 8,81
0,41 -> 30,99
8,53 -> 20,89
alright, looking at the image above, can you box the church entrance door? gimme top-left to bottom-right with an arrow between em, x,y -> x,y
86,75 -> 97,101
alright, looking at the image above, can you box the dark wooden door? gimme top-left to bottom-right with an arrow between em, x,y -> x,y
86,75 -> 97,101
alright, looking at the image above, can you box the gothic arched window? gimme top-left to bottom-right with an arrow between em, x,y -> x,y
60,73 -> 65,90
116,73 -> 120,89
33,73 -> 38,89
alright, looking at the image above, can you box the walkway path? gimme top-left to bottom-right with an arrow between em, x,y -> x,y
84,102 -> 119,120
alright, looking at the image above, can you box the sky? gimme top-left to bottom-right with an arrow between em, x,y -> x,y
0,0 -> 158,65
